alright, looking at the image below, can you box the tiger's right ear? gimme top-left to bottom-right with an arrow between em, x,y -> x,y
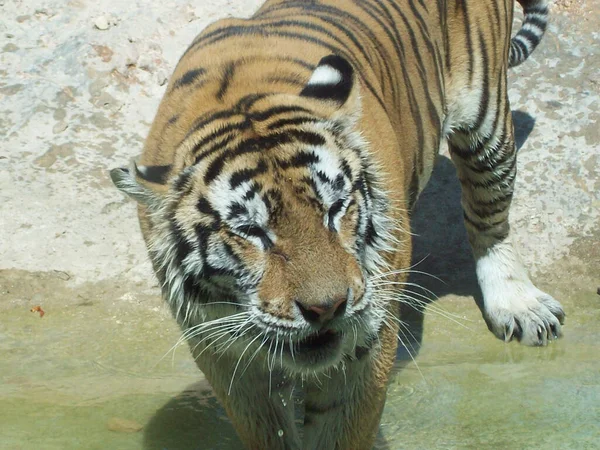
109,161 -> 171,206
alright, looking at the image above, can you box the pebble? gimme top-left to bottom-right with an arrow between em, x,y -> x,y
123,45 -> 140,68
3,43 -> 19,53
106,417 -> 143,433
94,16 -> 110,30
137,54 -> 155,72
53,121 -> 68,134
155,69 -> 169,86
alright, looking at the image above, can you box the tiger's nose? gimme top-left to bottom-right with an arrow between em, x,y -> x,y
296,296 -> 347,324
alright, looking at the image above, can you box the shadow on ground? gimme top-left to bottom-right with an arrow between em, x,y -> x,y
142,110 -> 536,449
396,109 -> 536,363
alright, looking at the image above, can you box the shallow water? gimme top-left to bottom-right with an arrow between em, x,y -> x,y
1,264 -> 598,450
379,290 -> 600,449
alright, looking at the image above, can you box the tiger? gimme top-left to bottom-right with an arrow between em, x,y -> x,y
110,0 -> 565,448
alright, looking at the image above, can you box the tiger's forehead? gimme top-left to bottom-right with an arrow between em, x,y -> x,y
175,133 -> 357,217
170,108 -> 363,194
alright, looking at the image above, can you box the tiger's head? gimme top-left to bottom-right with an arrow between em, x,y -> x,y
111,56 -> 398,374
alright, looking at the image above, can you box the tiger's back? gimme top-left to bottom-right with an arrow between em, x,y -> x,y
141,0 -> 450,207
141,0 -> 546,209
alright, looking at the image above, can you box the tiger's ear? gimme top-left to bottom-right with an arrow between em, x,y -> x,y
300,55 -> 360,121
300,55 -> 357,106
109,160 -> 171,206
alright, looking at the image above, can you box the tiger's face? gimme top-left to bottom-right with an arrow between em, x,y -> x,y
111,56 -> 395,373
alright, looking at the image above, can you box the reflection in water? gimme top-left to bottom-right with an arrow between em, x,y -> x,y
143,380 -> 242,450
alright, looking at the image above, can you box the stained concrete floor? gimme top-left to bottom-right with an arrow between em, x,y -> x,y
1,1 -> 598,449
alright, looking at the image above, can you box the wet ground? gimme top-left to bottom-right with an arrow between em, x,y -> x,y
1,0 -> 599,449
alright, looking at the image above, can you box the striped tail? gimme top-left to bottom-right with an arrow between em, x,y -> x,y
509,0 -> 549,68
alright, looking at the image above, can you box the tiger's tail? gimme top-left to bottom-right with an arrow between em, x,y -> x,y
509,0 -> 549,67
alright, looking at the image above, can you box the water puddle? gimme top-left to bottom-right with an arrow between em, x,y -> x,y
1,263 -> 598,449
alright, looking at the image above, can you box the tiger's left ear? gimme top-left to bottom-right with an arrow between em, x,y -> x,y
300,55 -> 360,116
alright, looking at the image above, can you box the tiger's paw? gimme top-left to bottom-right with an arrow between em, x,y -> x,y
475,242 -> 565,346
482,283 -> 565,346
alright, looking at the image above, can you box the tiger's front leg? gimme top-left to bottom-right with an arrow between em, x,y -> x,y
190,341 -> 301,450
302,323 -> 398,450
448,80 -> 565,346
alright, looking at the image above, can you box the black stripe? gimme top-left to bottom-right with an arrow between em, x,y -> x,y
186,110 -> 240,138
525,5 -> 549,15
182,275 -> 205,302
221,241 -> 243,266
267,116 -> 319,131
229,159 -> 268,189
172,68 -> 205,89
202,264 -> 236,279
470,203 -> 509,220
354,345 -> 370,360
328,198 -> 346,231
364,218 -> 378,246
173,168 -> 194,193
235,93 -> 272,113
251,105 -> 312,122
440,0 -> 451,71
457,0 -> 474,83
463,211 -> 508,234
517,28 -> 542,47
195,224 -> 212,257
216,62 -> 236,101
405,0 -> 445,102
243,182 -> 262,201
316,170 -> 332,186
191,121 -> 250,158
263,74 -> 306,87
227,202 -> 249,221
473,31 -> 490,132
333,173 -> 344,191
171,222 -> 193,263
513,38 -> 529,57
194,134 -> 238,166
196,198 -> 222,229
277,150 -> 320,170
466,128 -> 513,172
415,0 -> 428,12
470,189 -> 513,207
236,225 -> 273,250
264,188 -> 283,215
339,158 -> 353,181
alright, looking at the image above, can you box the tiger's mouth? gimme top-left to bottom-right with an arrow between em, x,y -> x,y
294,328 -> 341,354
